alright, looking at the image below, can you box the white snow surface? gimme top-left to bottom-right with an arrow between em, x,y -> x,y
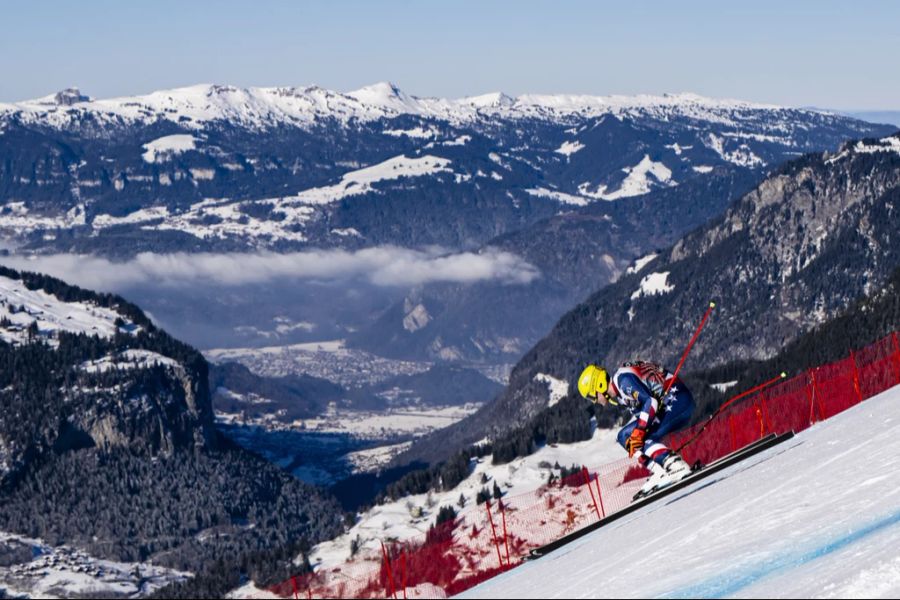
854,135 -> 900,155
81,349 -> 180,374
555,140 -> 585,156
0,84 -> 788,131
141,134 -> 199,163
705,133 -> 765,167
625,253 -> 658,275
579,154 -> 676,201
535,373 -> 570,407
826,136 -> 900,165
92,205 -> 170,229
382,126 -> 438,139
712,380 -> 739,393
465,384 -> 900,599
292,154 -> 453,205
0,273 -> 135,346
630,271 -> 674,299
525,187 -> 591,206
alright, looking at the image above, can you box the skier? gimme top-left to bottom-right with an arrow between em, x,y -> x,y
577,360 -> 695,497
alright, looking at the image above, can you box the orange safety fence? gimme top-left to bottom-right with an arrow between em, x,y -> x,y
268,331 -> 900,599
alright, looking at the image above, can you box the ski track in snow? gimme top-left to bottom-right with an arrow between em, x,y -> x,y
463,384 -> 900,599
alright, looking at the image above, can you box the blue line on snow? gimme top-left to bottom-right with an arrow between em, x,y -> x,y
658,507 -> 900,599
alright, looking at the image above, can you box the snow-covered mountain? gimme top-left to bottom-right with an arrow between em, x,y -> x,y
0,267 -> 343,595
0,83 -> 890,255
0,83 -> 893,369
0,83 -> 821,130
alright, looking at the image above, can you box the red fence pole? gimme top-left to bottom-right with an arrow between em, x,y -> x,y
582,467 -> 602,521
499,500 -> 511,567
401,550 -> 408,600
381,541 -> 398,600
290,575 -> 299,600
893,332 -> 900,385
594,474 -> 606,519
760,391 -> 773,433
806,370 -> 817,425
810,369 -> 826,421
850,350 -> 864,403
485,501 -> 504,569
729,414 -> 738,452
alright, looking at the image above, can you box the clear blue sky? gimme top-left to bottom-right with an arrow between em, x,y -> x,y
1,0 -> 897,109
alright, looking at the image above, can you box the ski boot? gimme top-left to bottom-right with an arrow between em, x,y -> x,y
632,453 -> 692,501
634,460 -> 667,500
661,453 -> 692,482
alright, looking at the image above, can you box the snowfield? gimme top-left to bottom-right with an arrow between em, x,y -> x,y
292,154 -> 453,206
0,274 -> 137,346
630,271 -> 674,299
555,141 -> 585,156
580,154 -> 676,201
141,134 -> 199,163
534,373 -> 570,407
464,383 -> 900,599
80,349 -> 180,374
525,187 -> 591,207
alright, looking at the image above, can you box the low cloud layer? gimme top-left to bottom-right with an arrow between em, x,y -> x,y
1,247 -> 540,291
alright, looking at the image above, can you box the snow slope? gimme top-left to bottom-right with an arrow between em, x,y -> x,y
308,424 -> 625,571
141,134 -> 199,163
0,274 -> 138,346
464,384 -> 900,599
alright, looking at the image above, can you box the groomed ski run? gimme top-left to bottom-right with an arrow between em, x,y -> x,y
462,383 -> 900,599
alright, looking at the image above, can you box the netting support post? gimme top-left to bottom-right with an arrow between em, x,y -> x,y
381,541 -> 398,600
892,331 -> 900,385
499,499 -> 511,567
850,350 -> 863,403
582,467 -> 602,521
594,472 -> 607,518
485,501 -> 504,569
728,414 -> 738,452
401,550 -> 408,600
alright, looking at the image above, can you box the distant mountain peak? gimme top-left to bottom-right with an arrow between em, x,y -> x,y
29,87 -> 93,106
347,81 -> 418,111
464,92 -> 515,108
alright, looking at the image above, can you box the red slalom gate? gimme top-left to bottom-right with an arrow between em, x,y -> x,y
269,331 -> 900,600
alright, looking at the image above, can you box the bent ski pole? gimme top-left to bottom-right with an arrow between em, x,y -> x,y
663,302 -> 716,398
675,372 -> 786,453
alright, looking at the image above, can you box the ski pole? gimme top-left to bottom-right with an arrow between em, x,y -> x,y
662,302 -> 716,398
675,371 -> 786,453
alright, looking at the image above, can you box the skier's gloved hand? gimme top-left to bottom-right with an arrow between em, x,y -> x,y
626,428 -> 646,458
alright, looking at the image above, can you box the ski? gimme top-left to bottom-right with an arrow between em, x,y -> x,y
633,432 -> 776,500
525,431 -> 795,560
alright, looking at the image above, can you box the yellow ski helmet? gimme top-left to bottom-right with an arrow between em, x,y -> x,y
577,365 -> 610,403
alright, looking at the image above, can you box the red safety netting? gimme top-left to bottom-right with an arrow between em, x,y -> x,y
267,331 -> 900,599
